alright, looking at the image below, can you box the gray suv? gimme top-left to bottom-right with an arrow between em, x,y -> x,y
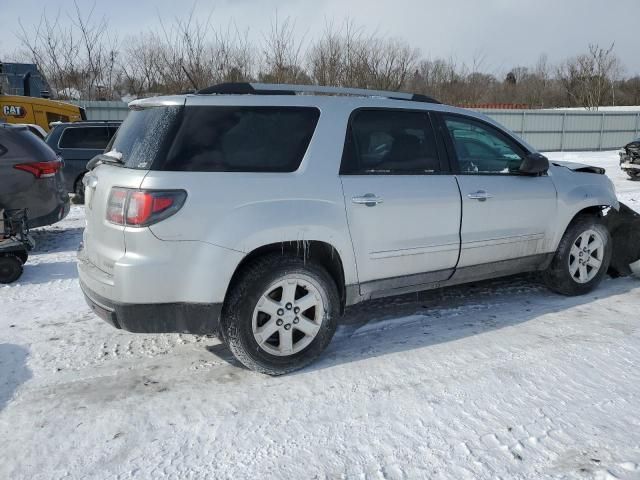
78,83 -> 619,375
0,124 -> 69,228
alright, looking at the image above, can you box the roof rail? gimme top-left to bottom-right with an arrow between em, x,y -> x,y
196,82 -> 440,104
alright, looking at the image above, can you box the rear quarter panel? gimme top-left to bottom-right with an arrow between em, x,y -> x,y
141,100 -> 359,285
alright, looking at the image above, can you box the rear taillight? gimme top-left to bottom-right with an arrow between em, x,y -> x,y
14,160 -> 62,178
106,188 -> 187,227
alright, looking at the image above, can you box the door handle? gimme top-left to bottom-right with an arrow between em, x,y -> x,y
467,190 -> 492,201
352,193 -> 384,207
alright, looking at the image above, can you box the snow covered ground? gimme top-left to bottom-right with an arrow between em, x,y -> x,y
1,151 -> 639,480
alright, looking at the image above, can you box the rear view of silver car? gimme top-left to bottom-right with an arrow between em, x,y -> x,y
78,83 -> 619,375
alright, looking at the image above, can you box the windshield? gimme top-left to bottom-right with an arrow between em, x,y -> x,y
109,106 -> 183,169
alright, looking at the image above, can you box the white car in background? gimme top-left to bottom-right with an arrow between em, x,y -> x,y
77,83 -> 619,375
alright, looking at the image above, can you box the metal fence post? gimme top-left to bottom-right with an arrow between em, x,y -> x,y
636,113 -> 639,138
560,112 -> 567,151
598,112 -> 605,151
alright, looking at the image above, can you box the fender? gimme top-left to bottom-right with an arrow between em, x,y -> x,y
548,164 -> 619,252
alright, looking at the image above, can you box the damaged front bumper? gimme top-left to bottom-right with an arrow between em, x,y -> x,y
605,202 -> 640,277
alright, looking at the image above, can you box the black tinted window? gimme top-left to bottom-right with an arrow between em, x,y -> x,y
0,143 -> 6,156
59,127 -> 110,149
341,109 -> 441,174
159,106 -> 320,172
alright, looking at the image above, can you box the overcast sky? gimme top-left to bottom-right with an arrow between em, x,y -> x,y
1,0 -> 639,75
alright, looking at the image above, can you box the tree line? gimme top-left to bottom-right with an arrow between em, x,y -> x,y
8,3 -> 640,109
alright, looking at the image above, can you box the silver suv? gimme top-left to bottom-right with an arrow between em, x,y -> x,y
78,83 -> 619,374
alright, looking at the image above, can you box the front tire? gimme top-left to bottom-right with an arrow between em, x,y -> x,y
626,171 -> 640,181
220,254 -> 339,375
543,216 -> 612,296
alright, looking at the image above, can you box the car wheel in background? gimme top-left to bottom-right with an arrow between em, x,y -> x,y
626,171 -> 640,181
220,254 -> 339,375
72,174 -> 86,204
0,256 -> 24,284
543,216 -> 612,296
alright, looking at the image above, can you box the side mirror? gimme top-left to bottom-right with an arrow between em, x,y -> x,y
519,152 -> 549,175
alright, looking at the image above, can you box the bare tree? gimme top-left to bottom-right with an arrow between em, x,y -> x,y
9,3 -> 636,108
259,15 -> 309,84
308,22 -> 346,86
558,43 -> 622,109
17,1 -> 119,100
307,20 -> 418,90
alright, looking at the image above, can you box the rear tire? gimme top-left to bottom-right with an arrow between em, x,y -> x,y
627,171 -> 640,181
15,251 -> 28,265
543,216 -> 611,296
0,255 -> 23,284
220,254 -> 339,375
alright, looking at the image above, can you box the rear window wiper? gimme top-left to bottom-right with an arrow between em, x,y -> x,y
87,150 -> 124,170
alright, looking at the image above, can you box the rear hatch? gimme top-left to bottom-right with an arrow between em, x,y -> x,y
83,164 -> 147,274
82,102 -> 183,275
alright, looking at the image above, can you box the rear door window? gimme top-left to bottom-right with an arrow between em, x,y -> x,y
340,109 -> 442,174
160,106 -> 320,172
59,127 -> 110,149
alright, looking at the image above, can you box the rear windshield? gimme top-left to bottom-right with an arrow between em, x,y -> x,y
111,106 -> 182,169
112,105 -> 320,172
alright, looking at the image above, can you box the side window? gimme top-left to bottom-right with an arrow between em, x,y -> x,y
46,112 -> 70,124
341,109 -> 441,174
59,127 -> 110,149
161,107 -> 320,172
443,115 -> 525,174
0,143 -> 6,156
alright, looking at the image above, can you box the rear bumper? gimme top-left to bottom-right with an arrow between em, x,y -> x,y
80,280 -> 222,334
29,197 -> 70,228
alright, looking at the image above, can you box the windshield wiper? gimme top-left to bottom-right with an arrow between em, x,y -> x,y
87,150 -> 124,170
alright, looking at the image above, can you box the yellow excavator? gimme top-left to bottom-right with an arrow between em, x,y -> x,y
1,95 -> 85,132
0,68 -> 85,132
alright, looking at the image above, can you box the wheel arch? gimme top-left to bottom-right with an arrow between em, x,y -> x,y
551,204 -> 611,253
74,171 -> 87,193
225,240 -> 348,313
